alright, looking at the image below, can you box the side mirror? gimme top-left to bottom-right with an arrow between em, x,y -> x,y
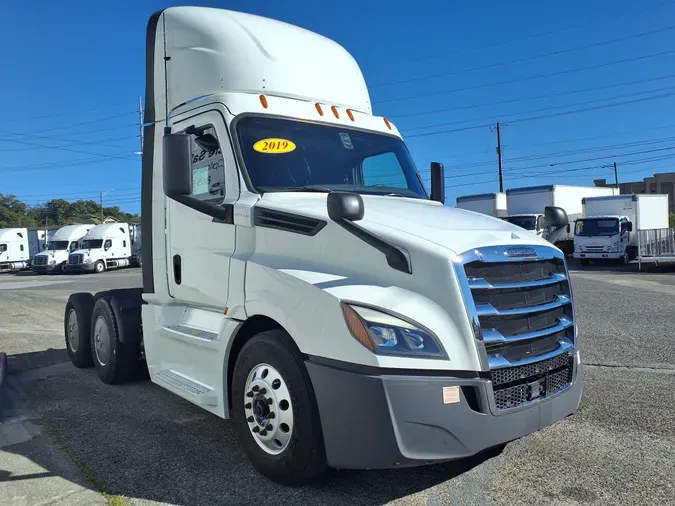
430,162 -> 445,204
327,192 -> 364,222
544,206 -> 568,229
625,221 -> 633,232
163,133 -> 193,198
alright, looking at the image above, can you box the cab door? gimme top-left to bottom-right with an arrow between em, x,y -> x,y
166,109 -> 240,309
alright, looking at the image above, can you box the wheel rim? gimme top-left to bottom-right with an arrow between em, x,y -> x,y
67,309 -> 79,352
93,316 -> 111,366
244,363 -> 294,455
96,262 -> 104,272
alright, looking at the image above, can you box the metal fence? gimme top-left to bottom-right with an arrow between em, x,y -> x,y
637,228 -> 675,268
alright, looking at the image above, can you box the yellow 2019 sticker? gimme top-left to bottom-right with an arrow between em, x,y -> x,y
253,138 -> 296,154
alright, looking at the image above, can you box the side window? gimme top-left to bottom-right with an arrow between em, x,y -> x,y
188,125 -> 226,203
537,215 -> 546,231
361,152 -> 408,189
104,239 -> 112,251
0,244 -> 6,253
69,242 -> 77,252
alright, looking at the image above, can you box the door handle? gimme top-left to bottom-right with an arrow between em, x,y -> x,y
173,254 -> 182,285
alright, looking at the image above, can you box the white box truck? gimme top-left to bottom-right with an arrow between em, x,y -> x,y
0,228 -> 30,272
32,224 -> 93,274
456,192 -> 507,218
65,223 -> 134,273
59,7 -> 583,485
573,194 -> 670,264
503,185 -> 619,254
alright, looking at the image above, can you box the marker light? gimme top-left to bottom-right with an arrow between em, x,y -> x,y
315,103 -> 324,116
331,106 -> 340,119
259,95 -> 268,108
346,109 -> 355,121
383,118 -> 393,130
341,303 -> 447,359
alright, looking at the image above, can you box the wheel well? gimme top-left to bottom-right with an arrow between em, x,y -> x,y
226,315 -> 287,410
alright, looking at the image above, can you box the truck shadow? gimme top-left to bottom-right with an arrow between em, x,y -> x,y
2,350 -> 502,506
565,257 -> 675,274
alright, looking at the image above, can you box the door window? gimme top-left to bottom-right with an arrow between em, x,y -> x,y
187,125 -> 226,204
104,240 -> 112,251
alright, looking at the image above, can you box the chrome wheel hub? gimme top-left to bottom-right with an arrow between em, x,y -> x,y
243,363 -> 294,455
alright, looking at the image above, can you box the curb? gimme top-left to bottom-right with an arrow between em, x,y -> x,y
0,352 -> 7,423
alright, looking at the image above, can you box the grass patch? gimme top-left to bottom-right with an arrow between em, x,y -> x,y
37,421 -> 131,506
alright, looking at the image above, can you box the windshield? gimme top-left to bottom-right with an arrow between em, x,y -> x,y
235,116 -> 427,198
502,216 -> 537,230
575,218 -> 619,236
80,239 -> 103,249
49,240 -> 69,251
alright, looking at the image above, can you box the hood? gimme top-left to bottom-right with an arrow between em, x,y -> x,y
258,193 -> 555,255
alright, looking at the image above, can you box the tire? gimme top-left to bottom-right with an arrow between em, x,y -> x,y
90,296 -> 140,384
64,293 -> 95,368
231,330 -> 327,485
621,251 -> 630,265
94,260 -> 105,273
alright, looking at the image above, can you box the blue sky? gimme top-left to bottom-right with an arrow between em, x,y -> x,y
1,0 -> 674,214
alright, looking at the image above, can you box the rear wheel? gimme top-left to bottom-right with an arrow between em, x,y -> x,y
231,330 -> 326,485
90,296 -> 141,384
64,293 -> 95,368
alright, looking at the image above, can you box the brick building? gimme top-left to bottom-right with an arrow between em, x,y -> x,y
594,172 -> 675,213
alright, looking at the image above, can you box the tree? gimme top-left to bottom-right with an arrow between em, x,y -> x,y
0,194 -> 140,228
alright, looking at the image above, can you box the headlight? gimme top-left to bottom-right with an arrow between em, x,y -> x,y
85,257 -> 94,263
341,303 -> 447,359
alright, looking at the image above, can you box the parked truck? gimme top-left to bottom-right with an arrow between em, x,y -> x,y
65,223 -> 137,273
27,228 -> 58,258
456,192 -> 507,218
502,184 -> 619,254
60,6 -> 583,485
32,224 -> 93,274
573,194 -> 670,265
0,228 -> 29,272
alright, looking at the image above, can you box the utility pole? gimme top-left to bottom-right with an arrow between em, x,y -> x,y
100,192 -> 104,222
613,162 -> 619,189
496,122 -> 504,192
137,96 -> 144,156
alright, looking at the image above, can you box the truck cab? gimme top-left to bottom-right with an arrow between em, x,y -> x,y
573,215 -> 633,264
0,228 -> 30,272
65,223 -> 133,273
32,224 -> 93,274
61,6 -> 583,485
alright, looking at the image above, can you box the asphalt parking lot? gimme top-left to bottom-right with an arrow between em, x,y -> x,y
1,264 -> 674,506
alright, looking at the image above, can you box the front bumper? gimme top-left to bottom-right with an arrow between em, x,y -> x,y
32,263 -> 60,273
307,353 -> 583,470
573,252 -> 619,259
64,262 -> 96,273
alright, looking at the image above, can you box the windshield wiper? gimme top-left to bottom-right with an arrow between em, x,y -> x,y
282,185 -> 334,193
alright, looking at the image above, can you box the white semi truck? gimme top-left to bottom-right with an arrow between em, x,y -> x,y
502,184 -> 619,254
0,228 -> 30,272
61,7 -> 583,485
456,192 -> 507,218
27,228 -> 58,258
65,223 -> 137,274
32,224 -> 93,274
573,194 -> 670,264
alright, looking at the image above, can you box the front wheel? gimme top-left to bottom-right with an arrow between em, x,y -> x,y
231,330 -> 327,485
94,260 -> 105,273
621,251 -> 630,265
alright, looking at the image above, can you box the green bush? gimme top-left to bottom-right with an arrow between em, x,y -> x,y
670,213 -> 675,229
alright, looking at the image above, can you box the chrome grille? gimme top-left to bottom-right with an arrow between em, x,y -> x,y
581,245 -> 609,253
33,255 -> 48,266
69,254 -> 84,265
453,245 -> 576,411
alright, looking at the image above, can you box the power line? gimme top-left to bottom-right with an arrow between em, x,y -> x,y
0,101 -> 138,125
401,85 -> 675,133
375,49 -> 675,105
376,0 -> 670,67
372,24 -> 675,89
404,91 -> 675,139
30,111 -> 138,134
390,74 -> 675,120
0,135 -> 139,153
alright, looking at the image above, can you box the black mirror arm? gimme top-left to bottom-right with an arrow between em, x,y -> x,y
332,217 -> 412,274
